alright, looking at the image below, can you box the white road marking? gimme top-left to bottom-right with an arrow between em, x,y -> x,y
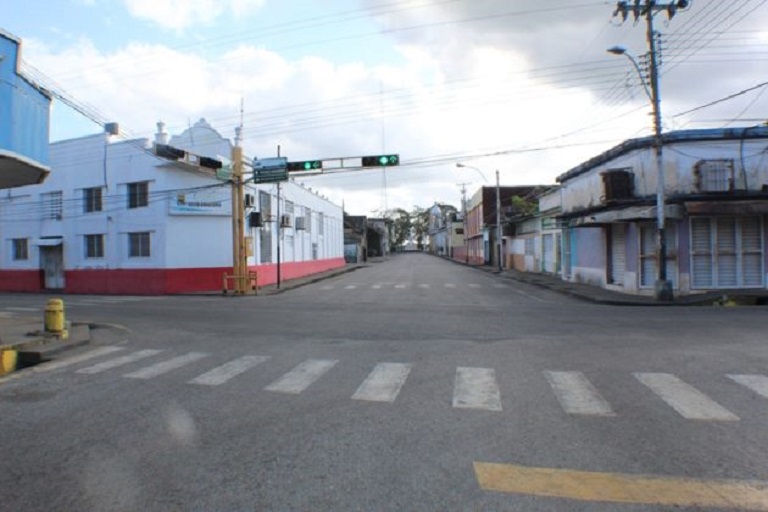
453,367 -> 502,411
418,284 -> 430,289
511,288 -> 547,303
77,349 -> 163,374
395,284 -> 407,289
468,284 -> 481,289
727,374 -> 768,400
634,373 -> 739,421
265,359 -> 338,394
344,285 -> 357,290
352,363 -> 412,403
544,371 -> 615,416
124,352 -> 209,379
189,355 -> 270,386
444,283 -> 456,288
372,285 -> 382,289
35,346 -> 125,372
6,307 -> 39,312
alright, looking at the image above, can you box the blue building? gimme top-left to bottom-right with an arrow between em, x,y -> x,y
0,29 -> 51,189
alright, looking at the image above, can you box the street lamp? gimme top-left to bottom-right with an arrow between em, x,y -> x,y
456,163 -> 502,272
607,44 -> 673,301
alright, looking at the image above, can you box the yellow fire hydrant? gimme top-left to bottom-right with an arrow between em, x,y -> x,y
44,298 -> 67,338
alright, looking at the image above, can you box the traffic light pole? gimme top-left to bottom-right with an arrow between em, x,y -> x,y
231,145 -> 248,295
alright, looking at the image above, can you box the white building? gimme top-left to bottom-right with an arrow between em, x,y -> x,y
0,120 -> 344,294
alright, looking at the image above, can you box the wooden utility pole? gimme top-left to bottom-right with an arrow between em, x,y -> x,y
230,145 -> 248,294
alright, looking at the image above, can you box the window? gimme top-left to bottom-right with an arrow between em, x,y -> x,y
312,242 -> 318,260
524,238 -> 535,256
12,238 -> 28,261
84,187 -> 103,213
128,182 -> 149,209
128,232 -> 151,257
318,212 -> 325,235
695,159 -> 734,193
85,234 -> 105,259
305,208 -> 312,233
285,201 -> 294,215
42,191 -> 63,220
691,217 -> 763,288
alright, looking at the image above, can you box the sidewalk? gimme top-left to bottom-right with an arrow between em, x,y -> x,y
468,262 -> 767,306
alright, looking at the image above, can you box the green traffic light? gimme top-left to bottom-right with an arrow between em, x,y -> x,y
379,156 -> 388,165
304,161 -> 312,170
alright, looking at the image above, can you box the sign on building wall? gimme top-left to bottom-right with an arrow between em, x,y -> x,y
169,188 -> 231,216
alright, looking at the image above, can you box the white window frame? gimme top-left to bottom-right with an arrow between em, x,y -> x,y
85,234 -> 105,259
128,231 -> 151,258
690,216 -> 764,289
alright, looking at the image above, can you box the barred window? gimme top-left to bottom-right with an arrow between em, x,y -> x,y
128,232 -> 151,257
85,234 -> 105,259
84,187 -> 103,213
128,182 -> 149,209
42,191 -> 63,220
12,238 -> 28,261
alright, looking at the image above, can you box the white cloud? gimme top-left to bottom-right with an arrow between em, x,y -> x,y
121,0 -> 265,31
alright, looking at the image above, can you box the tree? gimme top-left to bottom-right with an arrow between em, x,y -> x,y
410,206 -> 429,250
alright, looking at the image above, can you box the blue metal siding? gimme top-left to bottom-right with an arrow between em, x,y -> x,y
0,33 -> 51,164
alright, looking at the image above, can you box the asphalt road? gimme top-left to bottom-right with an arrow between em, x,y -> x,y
1,253 -> 768,511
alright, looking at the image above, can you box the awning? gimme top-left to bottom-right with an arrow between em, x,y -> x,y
569,205 -> 684,227
0,150 -> 50,189
34,238 -> 63,247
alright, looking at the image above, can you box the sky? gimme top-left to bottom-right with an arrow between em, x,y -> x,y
6,0 -> 768,216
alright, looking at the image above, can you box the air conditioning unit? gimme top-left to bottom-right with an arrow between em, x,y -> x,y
244,194 -> 255,207
295,216 -> 306,230
280,214 -> 292,228
601,169 -> 634,202
249,211 -> 263,228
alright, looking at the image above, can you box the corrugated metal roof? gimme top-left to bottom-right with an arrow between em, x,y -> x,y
556,126 -> 768,184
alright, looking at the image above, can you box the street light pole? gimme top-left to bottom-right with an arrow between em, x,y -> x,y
608,24 -> 673,301
608,1 -> 677,301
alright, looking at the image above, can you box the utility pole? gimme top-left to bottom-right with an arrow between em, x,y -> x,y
612,0 -> 686,301
495,170 -> 502,273
231,144 -> 247,294
458,182 -> 469,263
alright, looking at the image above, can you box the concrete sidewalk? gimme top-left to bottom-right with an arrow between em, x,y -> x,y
466,261 -> 767,306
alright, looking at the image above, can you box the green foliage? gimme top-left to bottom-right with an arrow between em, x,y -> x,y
509,195 -> 538,217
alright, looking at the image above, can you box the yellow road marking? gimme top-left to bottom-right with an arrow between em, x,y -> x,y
474,462 -> 768,510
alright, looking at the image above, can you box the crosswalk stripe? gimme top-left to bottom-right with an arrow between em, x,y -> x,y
445,283 -> 456,288
124,352 -> 209,379
544,371 -> 615,416
37,346 -> 125,372
395,284 -> 407,289
372,284 -> 382,289
468,284 -> 481,288
634,373 -> 739,421
453,367 -> 502,411
727,374 -> 768,399
418,284 -> 430,289
344,285 -> 357,290
352,363 -> 412,402
77,349 -> 163,374
189,355 -> 270,386
265,359 -> 338,394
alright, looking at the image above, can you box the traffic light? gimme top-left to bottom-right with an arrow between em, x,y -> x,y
361,154 -> 399,167
155,143 -> 185,160
287,160 -> 323,172
199,156 -> 223,169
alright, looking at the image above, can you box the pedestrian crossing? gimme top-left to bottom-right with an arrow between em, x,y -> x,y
38,346 -> 768,422
0,295 -> 163,315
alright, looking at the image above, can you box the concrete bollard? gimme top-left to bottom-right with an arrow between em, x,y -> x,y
44,298 -> 67,338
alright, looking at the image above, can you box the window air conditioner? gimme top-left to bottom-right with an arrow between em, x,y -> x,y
295,216 -> 306,230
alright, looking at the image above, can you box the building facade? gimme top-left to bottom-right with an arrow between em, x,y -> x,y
557,127 -> 768,296
0,121 -> 344,294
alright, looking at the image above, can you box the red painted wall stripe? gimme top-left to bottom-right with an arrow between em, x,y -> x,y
0,258 -> 346,295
